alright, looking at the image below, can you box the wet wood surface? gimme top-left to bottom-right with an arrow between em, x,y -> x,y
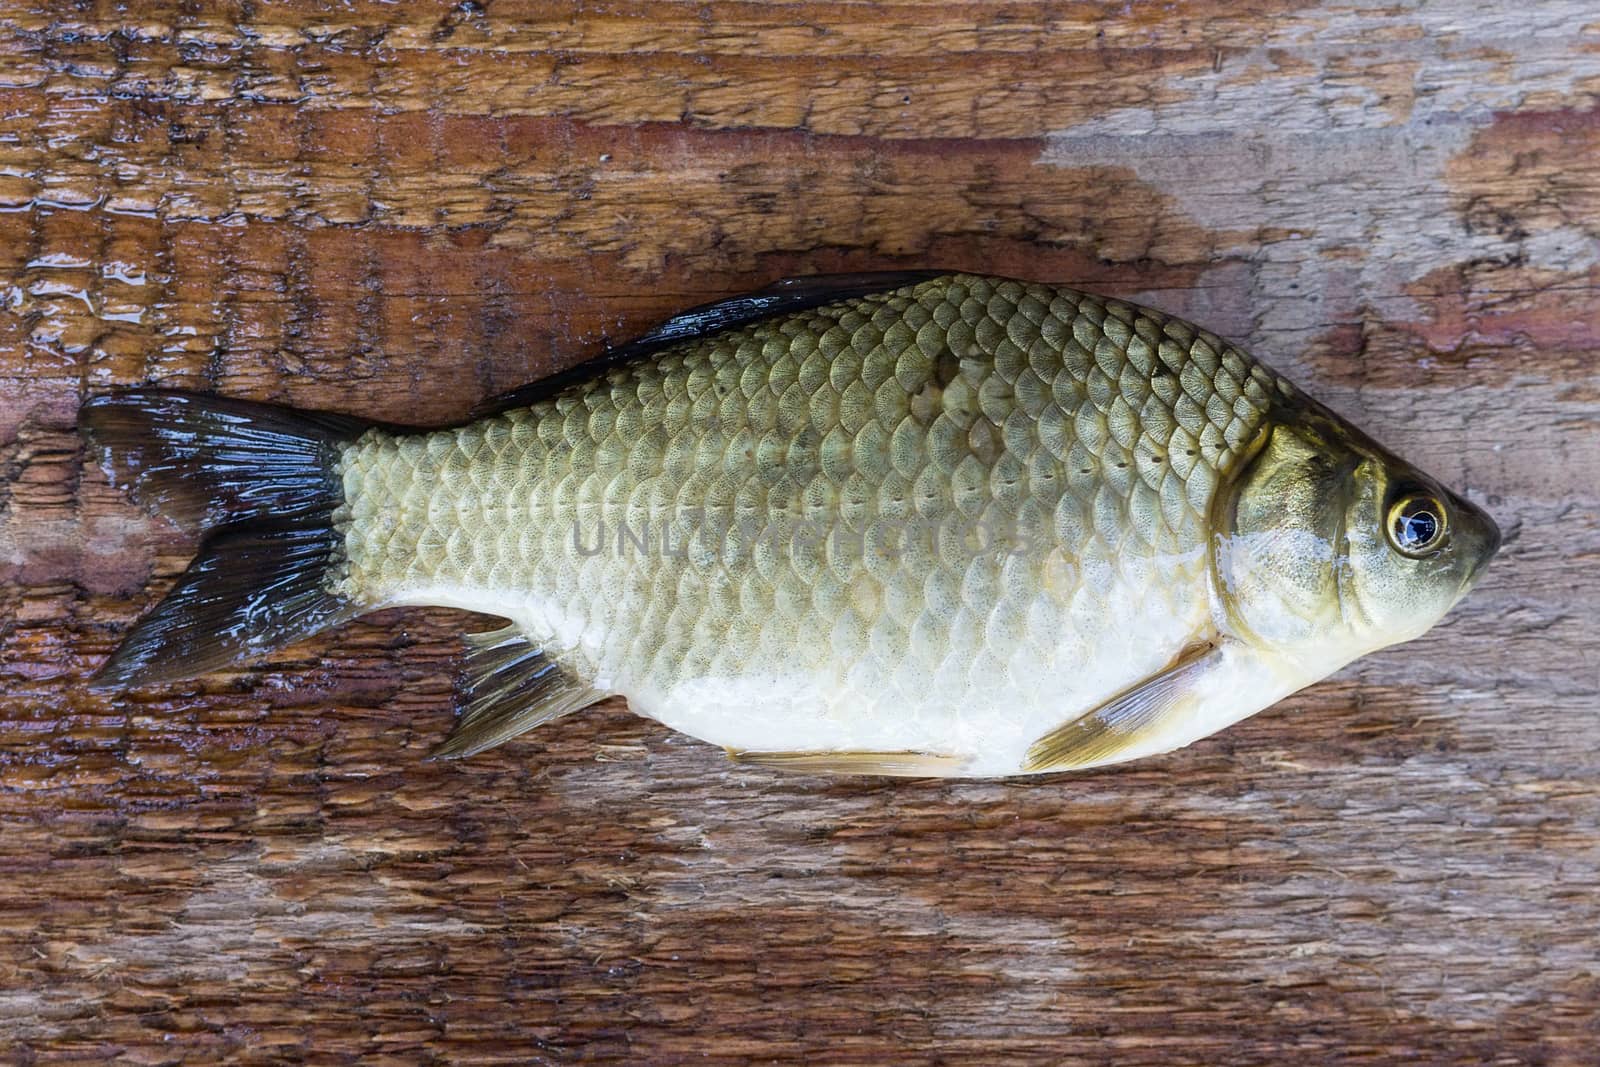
1,1 -> 1597,1063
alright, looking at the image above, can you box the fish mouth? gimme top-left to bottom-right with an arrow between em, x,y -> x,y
1452,491 -> 1502,591
1466,521 -> 1501,586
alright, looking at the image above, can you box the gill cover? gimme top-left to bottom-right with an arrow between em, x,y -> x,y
1215,422 -> 1357,652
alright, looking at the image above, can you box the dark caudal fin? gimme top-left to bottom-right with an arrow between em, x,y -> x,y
79,391 -> 373,689
79,391 -> 369,527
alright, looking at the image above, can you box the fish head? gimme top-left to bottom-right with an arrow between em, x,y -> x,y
1215,406 -> 1500,669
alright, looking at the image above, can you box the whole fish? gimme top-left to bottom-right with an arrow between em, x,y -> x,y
81,272 -> 1499,776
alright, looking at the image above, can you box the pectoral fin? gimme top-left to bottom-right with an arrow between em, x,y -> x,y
1025,642 -> 1221,772
430,626 -> 605,759
727,748 -> 969,777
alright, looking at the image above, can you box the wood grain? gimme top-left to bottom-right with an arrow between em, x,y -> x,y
1,1 -> 1597,1063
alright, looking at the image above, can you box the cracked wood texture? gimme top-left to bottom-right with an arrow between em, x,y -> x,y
0,1 -> 1596,1064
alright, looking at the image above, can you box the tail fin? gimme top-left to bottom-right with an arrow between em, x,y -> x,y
79,390 -> 373,689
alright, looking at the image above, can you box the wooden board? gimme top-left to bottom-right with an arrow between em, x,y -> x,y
1,1 -> 1597,1062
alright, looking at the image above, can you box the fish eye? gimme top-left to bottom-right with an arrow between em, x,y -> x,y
1387,494 -> 1447,557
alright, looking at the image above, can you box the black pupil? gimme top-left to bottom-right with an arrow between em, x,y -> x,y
1398,509 -> 1438,548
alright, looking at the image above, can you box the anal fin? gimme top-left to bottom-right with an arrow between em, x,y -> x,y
1025,642 -> 1220,772
431,626 -> 604,759
727,748 -> 969,777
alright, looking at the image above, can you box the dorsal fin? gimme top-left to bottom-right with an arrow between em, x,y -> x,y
471,270 -> 950,416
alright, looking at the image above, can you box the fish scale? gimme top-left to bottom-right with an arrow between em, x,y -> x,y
328,274 -> 1283,773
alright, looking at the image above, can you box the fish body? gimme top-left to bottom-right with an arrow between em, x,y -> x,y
81,272 -> 1500,776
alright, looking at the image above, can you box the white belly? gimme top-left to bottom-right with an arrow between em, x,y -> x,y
610,575 -> 1215,777
392,548 -> 1224,778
